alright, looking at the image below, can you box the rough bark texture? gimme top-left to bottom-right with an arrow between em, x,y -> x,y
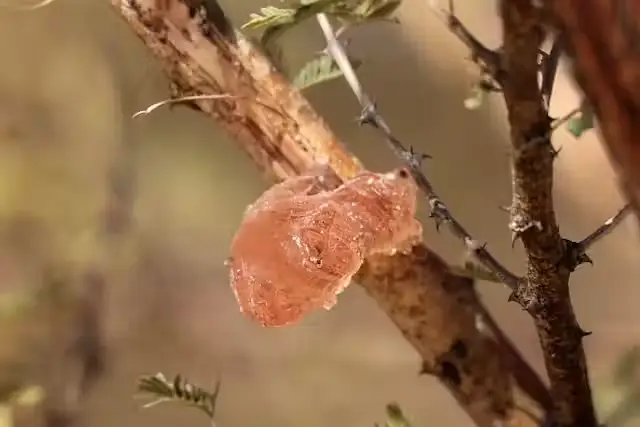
499,1 -> 596,426
542,0 -> 640,225
109,0 -> 545,425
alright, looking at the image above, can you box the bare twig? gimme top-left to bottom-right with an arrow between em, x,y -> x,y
0,0 -> 57,11
132,94 -> 233,118
474,302 -> 552,413
426,0 -> 503,86
316,13 -> 521,292
318,11 -> 554,414
579,204 -> 632,250
551,107 -> 580,130
557,203 -> 633,273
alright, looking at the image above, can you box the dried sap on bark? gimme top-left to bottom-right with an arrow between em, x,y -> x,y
227,167 -> 421,327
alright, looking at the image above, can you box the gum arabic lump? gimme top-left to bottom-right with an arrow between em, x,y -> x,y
227,167 -> 421,327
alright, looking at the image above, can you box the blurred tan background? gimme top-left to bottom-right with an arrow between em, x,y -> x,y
0,0 -> 639,426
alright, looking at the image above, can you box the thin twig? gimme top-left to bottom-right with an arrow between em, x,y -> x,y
426,0 -> 503,86
0,0 -> 57,10
475,302 -> 553,413
559,204 -> 633,271
316,13 -> 521,291
579,204 -> 632,250
551,107 -> 580,130
132,94 -> 233,118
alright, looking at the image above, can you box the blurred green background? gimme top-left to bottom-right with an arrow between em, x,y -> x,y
0,0 -> 639,426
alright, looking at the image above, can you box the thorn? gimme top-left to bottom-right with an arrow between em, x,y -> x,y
578,252 -> 593,266
507,291 -> 517,303
498,205 -> 511,213
429,212 -> 443,232
551,145 -> 562,159
357,103 -> 378,127
511,231 -> 521,248
578,328 -> 592,338
561,239 -> 593,271
407,146 -> 431,168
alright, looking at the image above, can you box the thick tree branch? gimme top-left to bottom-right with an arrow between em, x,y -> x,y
541,0 -> 640,226
499,1 -> 596,426
109,1 -> 545,425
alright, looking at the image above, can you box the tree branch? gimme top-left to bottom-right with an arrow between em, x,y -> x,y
109,1 -> 545,425
316,12 -> 550,416
427,0 -> 503,87
499,1 -> 597,426
315,13 -> 521,292
579,204 -> 632,250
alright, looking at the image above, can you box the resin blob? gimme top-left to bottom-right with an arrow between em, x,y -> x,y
227,167 -> 420,327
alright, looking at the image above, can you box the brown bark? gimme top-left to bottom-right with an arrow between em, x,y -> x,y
499,1 -> 596,426
109,0 -> 546,425
543,0 -> 640,225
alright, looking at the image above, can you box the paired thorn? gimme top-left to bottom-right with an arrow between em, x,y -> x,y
407,146 -> 431,168
357,103 -> 378,127
318,8 -> 520,296
560,239 -> 594,272
429,198 -> 450,232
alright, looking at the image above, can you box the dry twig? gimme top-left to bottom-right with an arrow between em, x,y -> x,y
316,12 -> 521,292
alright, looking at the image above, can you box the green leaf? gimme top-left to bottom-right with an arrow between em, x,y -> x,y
243,0 -> 343,45
331,0 -> 401,23
602,389 -> 640,427
566,102 -> 595,138
384,403 -> 412,427
613,346 -> 640,388
292,54 -> 361,90
137,373 -> 221,420
242,6 -> 296,30
355,0 -> 402,20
